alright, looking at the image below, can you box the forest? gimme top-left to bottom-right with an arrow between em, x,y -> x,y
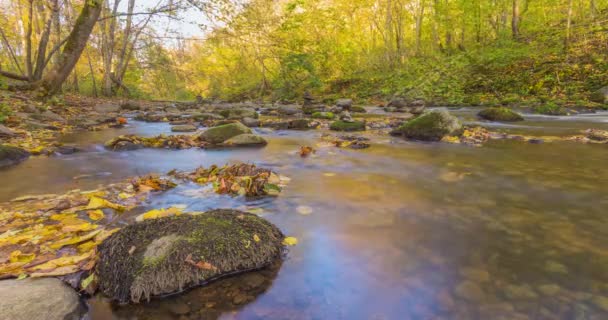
0,1 -> 608,320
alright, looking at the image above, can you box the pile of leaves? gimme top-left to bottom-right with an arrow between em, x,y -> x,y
0,175 -> 176,285
442,126 -> 492,147
170,163 -> 289,197
105,134 -> 208,151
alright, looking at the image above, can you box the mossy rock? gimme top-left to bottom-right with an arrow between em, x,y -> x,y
311,112 -> 335,120
534,103 -> 568,116
217,109 -> 258,120
350,106 -> 367,113
477,107 -> 524,122
171,124 -> 198,132
221,134 -> 268,147
192,113 -> 224,121
330,121 -> 366,132
0,145 -> 30,168
96,210 -> 285,303
390,110 -> 462,141
199,122 -> 252,144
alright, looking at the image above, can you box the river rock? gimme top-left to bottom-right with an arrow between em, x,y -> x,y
478,107 -> 524,122
330,120 -> 365,132
0,145 -> 29,167
336,99 -> 353,111
95,103 -> 121,113
220,108 -> 258,120
0,278 -> 83,320
0,124 -> 16,137
193,112 -> 224,121
311,112 -> 335,119
30,110 -> 65,123
171,124 -> 198,132
198,122 -> 252,144
387,97 -> 407,109
241,117 -> 260,127
96,209 -> 285,303
590,86 -> 608,104
278,105 -> 300,116
222,134 -> 268,147
120,102 -> 141,111
390,110 -> 462,141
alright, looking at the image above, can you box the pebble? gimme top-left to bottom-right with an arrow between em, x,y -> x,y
455,281 -> 486,301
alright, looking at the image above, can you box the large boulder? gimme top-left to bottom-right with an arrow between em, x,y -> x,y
198,122 -> 252,144
390,110 -> 462,141
330,120 -> 366,132
0,145 -> 29,167
478,107 -> 524,122
590,86 -> 608,104
0,278 -> 83,320
219,108 -> 258,120
96,210 -> 285,303
336,99 -> 353,111
222,134 -> 268,147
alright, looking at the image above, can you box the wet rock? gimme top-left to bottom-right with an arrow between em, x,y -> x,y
390,110 -> 462,141
330,120 -> 366,132
199,122 -> 252,144
303,91 -> 315,106
109,141 -> 142,151
241,117 -> 260,127
311,112 -> 334,119
537,284 -> 561,296
171,124 -> 198,132
387,97 -> 407,109
455,281 -> 485,301
351,105 -> 367,113
0,278 -> 83,320
56,145 -> 80,155
336,99 -> 353,111
96,209 -> 285,303
302,104 -> 325,115
120,102 -> 141,111
221,134 -> 268,147
263,119 -> 316,130
169,120 -> 190,125
192,112 -> 224,121
585,129 -> 608,142
504,284 -> 539,300
278,105 -> 300,116
219,108 -> 258,120
592,295 -> 608,312
590,86 -> 608,103
0,145 -> 30,167
95,103 -> 121,113
339,111 -> 353,122
30,110 -> 65,123
0,124 -> 17,137
459,267 -> 490,283
168,301 -> 191,315
528,138 -> 544,144
478,107 -> 524,122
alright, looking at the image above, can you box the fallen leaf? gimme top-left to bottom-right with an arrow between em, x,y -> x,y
9,251 -> 36,264
30,252 -> 92,271
136,207 -> 183,222
299,146 -> 315,157
296,206 -> 313,215
253,234 -> 261,242
282,237 -> 298,246
88,209 -> 104,221
86,196 -> 126,211
80,273 -> 95,289
30,265 -> 80,277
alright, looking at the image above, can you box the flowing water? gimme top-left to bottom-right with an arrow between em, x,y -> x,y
2,110 -> 608,319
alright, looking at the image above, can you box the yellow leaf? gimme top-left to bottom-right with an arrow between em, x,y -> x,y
118,192 -> 134,199
88,209 -> 104,221
49,229 -> 101,250
136,207 -> 183,222
62,222 -> 97,233
282,236 -> 298,246
81,273 -> 95,289
9,251 -> 36,263
253,234 -> 261,242
30,252 -> 92,271
30,265 -> 80,277
296,206 -> 312,215
87,196 -> 126,211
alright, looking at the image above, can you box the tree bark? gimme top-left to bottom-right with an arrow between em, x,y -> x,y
415,0 -> 425,55
39,0 -> 103,96
512,0 -> 520,40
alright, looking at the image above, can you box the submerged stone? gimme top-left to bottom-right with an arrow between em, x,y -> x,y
171,124 -> 198,132
198,122 -> 252,144
330,120 -> 366,132
222,134 -> 268,147
478,107 -> 524,122
390,110 -> 462,141
0,145 -> 30,168
96,209 -> 285,303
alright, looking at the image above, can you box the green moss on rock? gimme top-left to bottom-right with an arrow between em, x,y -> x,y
96,209 -> 285,303
311,112 -> 335,119
477,107 -> 524,122
222,134 -> 268,147
199,122 -> 252,144
534,103 -> 568,116
390,110 -> 462,141
330,121 -> 366,132
350,106 -> 367,113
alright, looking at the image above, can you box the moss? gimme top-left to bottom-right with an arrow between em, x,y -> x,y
477,107 -> 524,122
330,121 -> 366,132
96,209 -> 285,303
390,110 -> 462,141
534,102 -> 568,115
311,112 -> 335,119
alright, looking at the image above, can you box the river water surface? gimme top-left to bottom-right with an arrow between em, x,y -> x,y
1,109 -> 608,319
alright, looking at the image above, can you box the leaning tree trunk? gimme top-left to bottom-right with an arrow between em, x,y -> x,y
39,0 -> 103,96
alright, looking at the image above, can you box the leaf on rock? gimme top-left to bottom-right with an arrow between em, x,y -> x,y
88,209 -> 105,221
135,207 -> 183,222
282,237 -> 298,246
86,196 -> 126,211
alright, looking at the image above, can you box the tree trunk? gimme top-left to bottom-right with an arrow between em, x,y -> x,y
415,0 -> 425,55
39,0 -> 103,96
512,0 -> 520,40
25,0 -> 34,80
565,0 -> 574,50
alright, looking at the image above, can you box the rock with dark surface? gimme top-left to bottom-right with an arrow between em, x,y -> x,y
303,91 -> 316,106
0,278 -> 83,320
330,120 -> 366,132
336,99 -> 353,111
171,124 -> 198,132
56,145 -> 80,155
478,107 -> 524,122
96,209 -> 285,303
390,110 -> 462,141
222,134 -> 268,147
0,145 -> 29,167
278,105 -> 300,116
25,120 -> 59,130
199,122 -> 252,144
590,86 -> 608,104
